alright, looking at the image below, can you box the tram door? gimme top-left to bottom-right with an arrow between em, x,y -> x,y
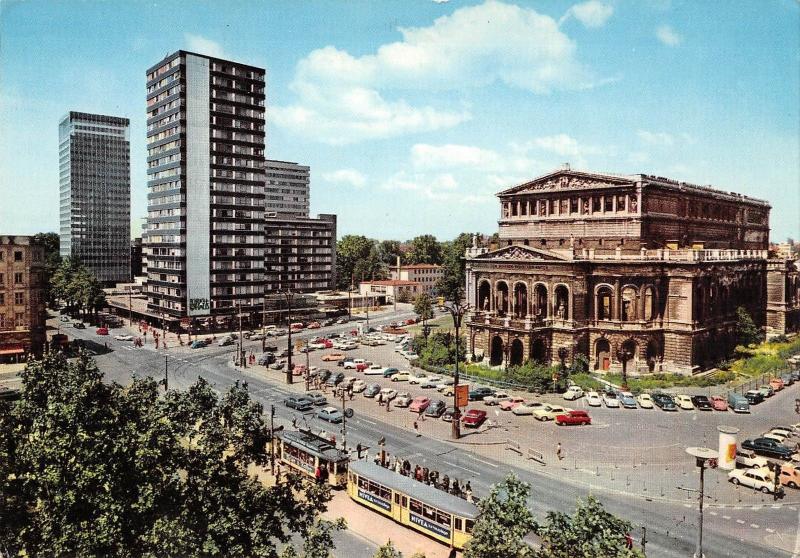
392,492 -> 405,522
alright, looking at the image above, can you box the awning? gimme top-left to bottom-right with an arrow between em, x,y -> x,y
0,344 -> 25,356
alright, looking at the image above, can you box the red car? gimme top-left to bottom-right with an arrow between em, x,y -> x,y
555,410 -> 592,426
95,327 -> 109,336
323,339 -> 333,348
356,363 -> 369,372
710,396 -> 728,411
307,322 -> 321,329
462,409 -> 487,428
406,318 -> 417,325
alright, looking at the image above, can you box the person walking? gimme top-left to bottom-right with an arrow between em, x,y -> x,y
413,420 -> 420,437
465,481 -> 473,503
356,442 -> 363,459
556,442 -> 564,461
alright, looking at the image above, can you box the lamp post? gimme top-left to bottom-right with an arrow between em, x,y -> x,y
617,344 -> 634,391
281,290 -> 295,384
446,293 -> 470,440
685,446 -> 719,558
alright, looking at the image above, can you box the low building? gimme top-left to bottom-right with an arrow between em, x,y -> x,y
264,214 -> 337,294
390,264 -> 442,296
359,280 -> 420,304
0,236 -> 46,362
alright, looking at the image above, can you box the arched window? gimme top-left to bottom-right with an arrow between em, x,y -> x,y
621,286 -> 637,321
509,339 -> 524,367
643,286 -> 655,321
533,284 -> 548,319
513,283 -> 528,318
531,338 -> 547,364
496,282 -> 509,316
597,286 -> 613,320
477,281 -> 491,312
554,285 -> 569,320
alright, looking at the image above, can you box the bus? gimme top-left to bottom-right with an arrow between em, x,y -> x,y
347,460 -> 478,550
274,429 -> 349,488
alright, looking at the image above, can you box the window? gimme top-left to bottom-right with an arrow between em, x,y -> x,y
14,273 -> 23,284
410,499 -> 423,514
14,251 -> 22,261
465,520 -> 475,533
14,292 -> 24,305
0,294 -> 4,305
455,518 -> 463,531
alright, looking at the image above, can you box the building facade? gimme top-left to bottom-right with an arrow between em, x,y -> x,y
466,168 -> 799,375
59,112 -> 131,284
264,213 -> 337,294
144,51 -> 265,322
265,159 -> 310,217
359,280 -> 420,303
0,236 -> 46,362
390,264 -> 443,295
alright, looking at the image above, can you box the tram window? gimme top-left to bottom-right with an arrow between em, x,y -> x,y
380,487 -> 391,500
422,505 -> 436,521
336,462 -> 347,473
410,499 -> 423,514
465,520 -> 474,533
437,511 -> 451,526
394,493 -> 400,504
455,518 -> 463,531
358,477 -> 369,490
401,496 -> 407,508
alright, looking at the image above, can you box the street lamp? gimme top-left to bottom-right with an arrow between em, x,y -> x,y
617,344 -> 634,391
685,446 -> 719,558
445,293 -> 470,440
280,290 -> 295,384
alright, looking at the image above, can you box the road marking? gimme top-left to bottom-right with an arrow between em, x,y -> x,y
465,454 -> 499,468
709,511 -> 717,516
736,519 -> 745,524
723,515 -> 731,520
752,506 -> 762,511
357,417 -> 377,426
442,460 -> 480,476
750,524 -> 759,529
683,504 -> 692,508
767,528 -> 775,533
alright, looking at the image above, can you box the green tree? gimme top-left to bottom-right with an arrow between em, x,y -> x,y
406,234 -> 442,265
735,306 -> 762,347
534,496 -> 643,558
1,352 -> 337,558
415,331 -> 465,367
373,540 -> 403,558
436,232 -> 475,301
336,235 -> 384,290
376,240 -> 404,267
33,232 -> 61,307
464,474 -> 537,558
413,293 -> 434,335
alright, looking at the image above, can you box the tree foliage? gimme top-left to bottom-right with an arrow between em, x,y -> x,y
0,352 -> 336,558
436,232 -> 475,302
376,240 -> 404,267
336,235 -> 384,290
412,293 -> 434,324
33,232 -> 61,307
406,234 -> 442,265
373,540 -> 404,558
50,257 -> 106,319
735,306 -> 762,347
534,495 -> 643,558
465,474 -> 537,558
414,331 -> 466,367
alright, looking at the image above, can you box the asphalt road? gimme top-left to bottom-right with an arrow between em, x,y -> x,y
59,312 -> 797,558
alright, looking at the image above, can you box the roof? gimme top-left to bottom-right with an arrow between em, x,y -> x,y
349,460 -> 480,518
361,280 -> 420,286
277,429 -> 349,462
398,264 -> 441,270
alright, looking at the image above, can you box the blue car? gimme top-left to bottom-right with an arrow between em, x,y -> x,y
190,340 -> 206,349
618,391 -> 637,409
382,367 -> 400,378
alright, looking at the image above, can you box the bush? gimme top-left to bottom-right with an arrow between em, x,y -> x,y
603,371 -> 736,391
570,373 -> 603,391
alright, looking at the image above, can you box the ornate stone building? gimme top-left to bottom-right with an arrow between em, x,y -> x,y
465,168 -> 799,375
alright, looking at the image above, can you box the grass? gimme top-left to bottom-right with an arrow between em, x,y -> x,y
404,314 -> 454,336
600,371 -> 737,393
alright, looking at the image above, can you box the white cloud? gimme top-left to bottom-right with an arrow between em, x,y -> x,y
655,24 -> 682,46
322,169 -> 367,188
381,172 -> 459,200
637,130 -> 675,146
411,144 -> 501,170
509,133 -> 606,169
274,1 -> 601,143
184,33 -> 227,58
560,1 -> 614,28
433,0 -> 450,3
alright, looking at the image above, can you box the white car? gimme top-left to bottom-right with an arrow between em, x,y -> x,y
364,366 -> 386,376
308,342 -> 327,350
636,393 -> 654,409
351,380 -> 367,393
728,467 -> 781,494
763,431 -> 790,444
532,405 -> 571,421
586,391 -> 602,407
394,344 -> 408,352
562,386 -> 584,400
512,400 -> 545,416
735,449 -> 769,469
483,391 -> 510,406
409,373 -> 429,385
675,395 -> 694,410
394,392 -> 412,407
378,388 -> 397,401
342,360 -> 359,370
114,334 -> 133,341
602,392 -> 619,408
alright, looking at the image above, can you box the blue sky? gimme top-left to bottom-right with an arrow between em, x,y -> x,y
1,0 -> 798,243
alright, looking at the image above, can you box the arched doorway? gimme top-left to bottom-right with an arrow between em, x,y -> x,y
530,338 -> 547,364
554,285 -> 569,320
496,282 -> 509,316
478,281 -> 491,312
509,339 -> 524,367
490,336 -> 504,366
645,340 -> 660,372
513,283 -> 527,318
596,286 -> 613,320
595,338 -> 611,370
621,286 -> 637,321
533,284 -> 548,319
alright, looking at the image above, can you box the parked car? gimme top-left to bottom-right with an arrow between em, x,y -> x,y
741,438 -> 795,460
316,406 -> 343,423
409,396 -> 431,413
745,390 -> 765,405
675,395 -> 694,410
307,392 -> 328,406
218,336 -> 234,347
770,426 -> 796,439
652,393 -> 677,411
256,353 -> 275,366
729,467 -> 782,495
326,371 -> 345,386
532,405 -> 572,421
780,463 -> 800,488
562,386 -> 584,400
95,327 -> 109,336
73,322 -> 86,329
690,395 -> 713,411
555,410 -> 592,426
500,396 -> 526,411
364,364 -> 385,375
60,315 -> 71,322
636,393 -> 654,409
735,449 -> 768,469
190,340 -> 206,349
292,364 -> 307,377
729,392 -> 752,412
710,395 -> 728,411
442,407 -> 457,422
284,396 -> 313,411
586,391 -> 603,407
770,377 -> 785,391
421,378 -> 442,389
425,399 -> 447,417
394,392 -> 412,407
512,401 -> 545,416
436,378 -> 455,389
483,391 -> 511,406
782,373 -> 795,386
352,379 -> 367,393
382,367 -> 400,378
378,388 -> 397,403
462,409 -> 487,428
468,387 -> 496,401
602,392 -> 619,408
264,345 -> 278,353
758,385 -> 775,398
618,392 -> 637,409
390,371 -> 410,382
408,373 -> 428,385
364,383 -> 381,398
269,361 -> 285,370
322,353 -> 345,362
315,369 -> 332,383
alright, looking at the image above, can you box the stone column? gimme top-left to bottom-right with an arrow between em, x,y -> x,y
613,280 -> 621,321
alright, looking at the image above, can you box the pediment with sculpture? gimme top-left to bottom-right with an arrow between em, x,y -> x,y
470,244 -> 567,262
498,170 -> 634,197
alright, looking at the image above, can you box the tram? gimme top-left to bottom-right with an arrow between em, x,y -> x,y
274,429 -> 349,488
347,460 -> 479,550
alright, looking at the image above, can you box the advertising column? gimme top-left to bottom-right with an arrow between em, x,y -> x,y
717,425 -> 739,470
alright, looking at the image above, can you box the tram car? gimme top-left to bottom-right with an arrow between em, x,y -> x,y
275,430 -> 349,488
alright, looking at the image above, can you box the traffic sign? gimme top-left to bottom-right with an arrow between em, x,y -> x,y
455,384 -> 469,408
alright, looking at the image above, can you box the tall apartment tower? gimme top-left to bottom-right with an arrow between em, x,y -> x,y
265,160 -> 310,217
59,112 -> 131,284
145,51 -> 265,321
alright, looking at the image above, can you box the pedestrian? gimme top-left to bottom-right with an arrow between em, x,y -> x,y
465,481 -> 473,503
356,442 -> 362,459
423,467 -> 429,485
395,459 -> 402,474
442,475 -> 450,492
275,462 -> 282,484
418,408 -> 425,422
321,466 -> 329,485
314,466 -> 322,483
413,420 -> 420,437
556,442 -> 563,461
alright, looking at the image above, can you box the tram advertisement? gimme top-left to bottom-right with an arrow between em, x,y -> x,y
358,490 -> 391,512
409,513 -> 450,539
